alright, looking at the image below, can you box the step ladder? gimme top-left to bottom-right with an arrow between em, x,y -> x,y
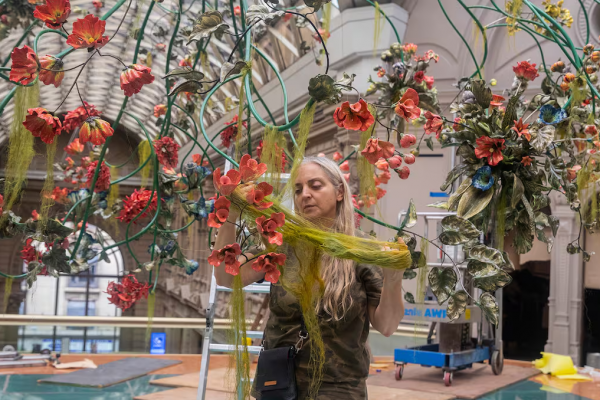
196,273 -> 271,400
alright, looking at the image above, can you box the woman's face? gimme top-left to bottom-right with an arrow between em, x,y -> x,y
294,163 -> 343,224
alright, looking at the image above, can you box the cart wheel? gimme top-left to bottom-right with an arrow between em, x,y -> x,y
491,350 -> 504,375
395,364 -> 404,381
443,371 -> 453,387
2,345 -> 15,352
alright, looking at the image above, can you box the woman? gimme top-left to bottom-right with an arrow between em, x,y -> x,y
213,156 -> 405,399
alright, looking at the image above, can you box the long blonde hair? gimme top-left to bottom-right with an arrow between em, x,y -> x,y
296,157 -> 356,321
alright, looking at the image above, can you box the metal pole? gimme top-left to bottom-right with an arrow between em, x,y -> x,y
83,271 -> 90,352
51,277 -> 59,351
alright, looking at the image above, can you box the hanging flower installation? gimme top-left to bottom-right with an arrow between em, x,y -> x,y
9,45 -> 38,85
66,14 -> 109,49
79,117 -> 113,145
23,108 -> 62,144
153,137 -> 180,169
33,0 -> 71,29
120,64 -> 155,97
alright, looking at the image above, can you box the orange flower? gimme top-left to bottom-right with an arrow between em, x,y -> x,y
564,73 -> 576,83
333,151 -> 343,162
208,244 -> 242,275
567,165 -> 581,181
34,0 -> 70,29
23,108 -> 62,144
375,170 -> 391,185
239,154 -> 267,182
213,168 -> 241,195
490,94 -> 505,109
361,138 -> 395,165
375,159 -> 389,171
64,138 -> 84,155
333,99 -> 374,131
63,102 -> 101,132
120,64 -> 155,97
207,196 -> 231,228
79,117 -> 113,145
511,118 -> 531,141
245,182 -> 274,210
154,104 -> 167,117
394,88 -> 421,121
251,253 -> 286,284
66,14 -> 109,50
256,213 -> 285,246
49,187 -> 69,204
475,136 -> 506,166
339,160 -> 350,172
521,156 -> 533,167
424,111 -> 443,138
38,55 -> 64,87
402,43 -> 418,55
551,61 -> 565,72
9,45 -> 38,85
313,28 -> 330,43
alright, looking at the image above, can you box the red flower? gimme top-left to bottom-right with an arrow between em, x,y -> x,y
86,161 -> 111,192
375,170 -> 391,185
63,102 -> 101,132
511,118 -> 531,141
79,116 -> 113,145
394,88 -> 421,121
66,14 -> 109,50
475,136 -> 506,166
339,160 -> 350,172
106,275 -> 151,311
117,189 -> 158,223
32,210 -> 39,220
9,45 -> 38,85
21,239 -> 39,264
207,196 -> 231,228
521,156 -> 533,167
154,104 -> 167,118
208,243 -> 242,275
413,71 -> 425,84
120,64 -> 155,97
179,56 -> 192,68
404,154 -> 416,165
23,108 -> 62,144
400,134 -> 416,148
513,61 -> 539,81
397,166 -> 410,179
245,182 -> 274,210
284,13 -> 293,22
584,125 -> 598,136
333,151 -> 343,162
313,28 -> 330,43
453,117 -> 463,131
49,187 -> 69,203
65,157 -> 75,168
424,111 -> 443,138
38,55 -> 64,87
256,212 -> 285,246
64,138 -> 84,155
376,187 -> 386,200
221,115 -> 246,148
567,165 -> 581,181
0,193 -> 3,214
213,168 -> 241,195
92,0 -> 102,10
333,99 -> 374,131
388,155 -> 402,169
377,68 -> 386,78
490,94 -> 505,109
234,5 -> 241,15
34,0 -> 70,29
375,159 -> 389,171
251,252 -> 286,284
239,154 -> 267,182
424,75 -> 435,90
153,137 -> 180,169
361,138 -> 395,165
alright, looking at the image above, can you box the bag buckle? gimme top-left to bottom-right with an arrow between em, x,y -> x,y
295,331 -> 308,352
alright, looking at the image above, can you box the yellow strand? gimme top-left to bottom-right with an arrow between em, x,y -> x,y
260,126 -> 287,192
3,277 -> 13,314
495,187 -> 506,251
228,274 -> 251,399
322,2 -> 332,46
592,181 -> 598,226
138,140 -> 152,189
373,2 -> 383,56
107,166 -> 120,236
2,83 -> 39,222
358,105 -> 377,208
235,69 -> 248,163
38,140 -> 58,234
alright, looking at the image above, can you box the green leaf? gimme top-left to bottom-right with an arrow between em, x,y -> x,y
45,219 -> 74,241
246,5 -> 284,25
188,10 -> 230,43
441,163 -> 471,191
512,175 -> 524,209
501,251 -> 515,271
304,0 -> 331,11
220,61 -> 248,82
428,201 -> 449,210
403,269 -> 417,279
42,242 -> 70,275
548,215 -> 560,237
536,228 -> 554,253
447,290 -> 469,321
468,260 -> 512,292
477,292 -> 500,325
448,178 -> 472,211
425,137 -> 434,151
514,222 -> 534,254
530,125 -> 556,153
457,185 -> 494,220
308,74 -> 341,104
439,215 -> 480,245
456,142 -> 478,164
168,80 -> 203,97
399,199 -> 418,229
502,96 -> 519,130
470,79 -> 492,108
164,67 -> 205,81
428,267 -> 457,305
404,292 -> 415,304
467,244 -> 504,266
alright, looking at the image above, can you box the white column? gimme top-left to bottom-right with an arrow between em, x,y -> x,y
546,193 -> 584,364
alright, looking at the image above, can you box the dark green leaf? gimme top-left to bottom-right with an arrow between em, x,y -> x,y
470,80 -> 492,108
501,251 -> 515,271
448,178 -> 472,211
399,199 -> 418,229
512,175 -> 524,209
439,215 -> 480,245
44,219 -> 74,241
42,243 -> 70,275
403,269 -> 417,279
404,292 -> 415,304
477,292 -> 499,325
220,61 -> 248,82
456,143 -> 478,164
502,96 -> 519,130
168,80 -> 203,97
308,74 -> 340,104
536,228 -> 554,253
467,244 -> 504,266
304,0 -> 331,11
428,267 -> 457,305
457,185 -> 494,220
441,163 -> 471,191
164,67 -> 205,81
425,137 -> 434,151
467,260 -> 512,292
514,222 -> 534,254
188,11 -> 230,43
246,5 -> 284,25
548,215 -> 560,237
447,290 -> 469,321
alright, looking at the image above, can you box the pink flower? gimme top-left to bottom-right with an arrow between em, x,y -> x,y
256,212 -> 285,246
397,166 -> 410,179
251,252 -> 286,283
404,154 -> 416,164
208,243 -> 242,275
339,160 -> 350,172
375,159 -> 389,171
413,71 -> 425,84
333,99 -> 374,131
245,182 -> 274,210
207,196 -> 231,228
424,75 -> 434,90
333,151 -> 343,162
400,134 -> 416,148
361,138 -> 395,165
424,111 -> 443,139
239,154 -> 267,182
213,168 -> 242,195
388,155 -> 402,169
375,170 -> 391,185
394,88 -> 421,121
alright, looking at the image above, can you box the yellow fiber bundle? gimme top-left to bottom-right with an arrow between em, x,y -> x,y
228,275 -> 252,399
138,140 -> 152,188
506,0 -> 523,35
235,69 -> 250,163
373,2 -> 383,56
495,187 -> 506,250
38,140 -> 58,234
260,125 -> 287,192
2,83 -> 39,221
322,2 -> 332,46
416,238 -> 429,304
358,105 -> 377,207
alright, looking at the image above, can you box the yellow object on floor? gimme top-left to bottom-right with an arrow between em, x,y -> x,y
533,352 -> 578,376
556,374 -> 593,381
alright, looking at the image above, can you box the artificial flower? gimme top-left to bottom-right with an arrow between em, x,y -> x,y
333,99 -> 374,131
394,88 -> 421,121
521,156 -> 533,167
34,0 -> 70,29
208,243 -> 242,275
403,153 -> 416,165
538,105 -> 567,125
424,75 -> 435,90
284,13 -> 293,22
50,187 -> 69,203
239,154 -> 267,182
388,155 -> 402,169
93,0 -> 103,10
66,14 -> 109,49
86,160 -> 111,192
155,43 -> 166,52
38,55 -> 64,87
333,151 -> 343,162
424,111 -> 443,138
567,165 -> 582,181
256,212 -> 285,246
79,116 -> 113,145
221,115 -> 246,148
471,166 -> 495,191
400,134 -> 416,148
489,94 -> 505,109
245,182 -> 274,210
233,5 -> 241,15
23,108 -> 62,144
251,253 -> 286,284
117,189 -> 158,223
313,28 -> 330,43
213,168 -> 242,195
512,118 -> 531,141
475,136 -> 506,166
513,60 -> 539,81
179,55 -> 192,68
402,43 -> 417,55
64,138 -> 84,155
339,160 -> 350,171
376,187 -> 386,200
120,64 -> 155,97
425,50 -> 439,62
375,159 -> 389,171
32,210 -> 39,220
453,117 -> 463,132
591,52 -> 600,63
63,102 -> 101,132
9,45 -> 38,85
153,137 -> 180,169
413,71 -> 425,84
397,166 -> 410,179
584,125 -> 598,136
361,138 -> 395,164
551,61 -> 565,72
154,104 -> 167,117
21,238 -> 39,264
0,193 -> 3,214
106,275 -> 151,311
377,68 -> 386,78
563,73 -> 576,83
207,196 -> 231,228
375,170 -> 391,185
343,173 -> 350,182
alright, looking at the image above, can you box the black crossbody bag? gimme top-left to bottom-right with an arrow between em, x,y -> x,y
253,316 -> 308,400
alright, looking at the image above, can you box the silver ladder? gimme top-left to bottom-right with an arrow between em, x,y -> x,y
196,273 -> 271,400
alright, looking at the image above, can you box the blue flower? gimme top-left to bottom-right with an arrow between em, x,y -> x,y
472,166 -> 495,191
184,259 -> 199,275
538,105 -> 567,125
